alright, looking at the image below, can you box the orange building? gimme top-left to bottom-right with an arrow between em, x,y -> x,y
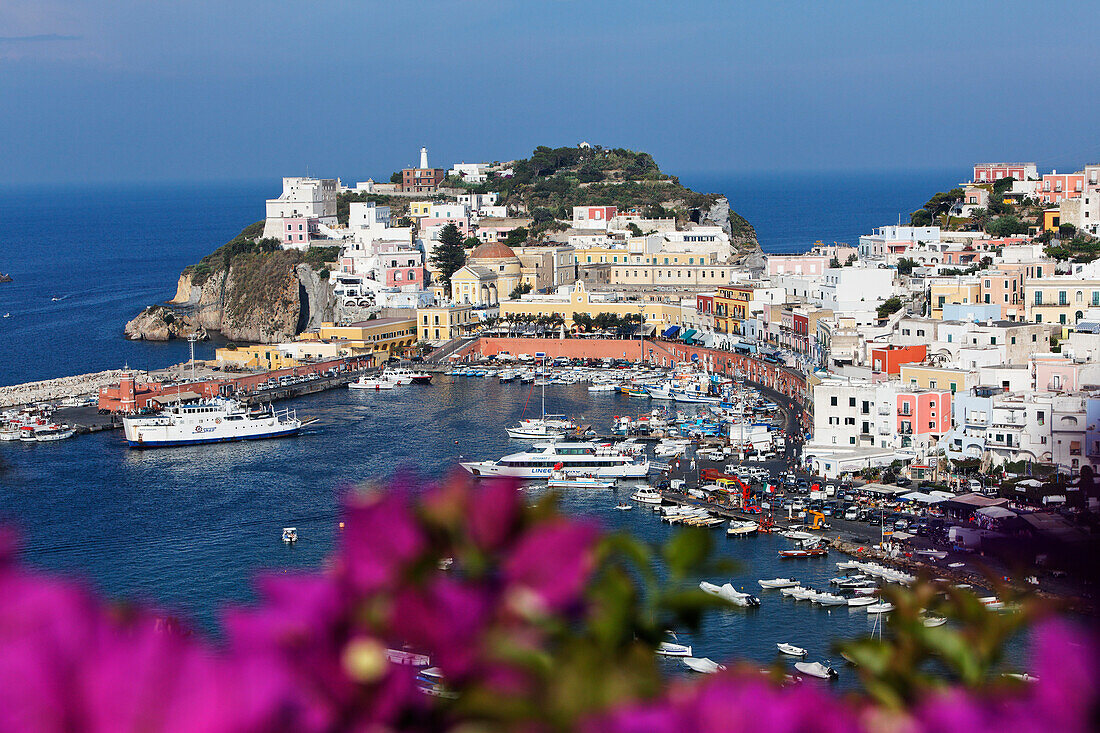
869,344 -> 927,375
97,373 -> 224,414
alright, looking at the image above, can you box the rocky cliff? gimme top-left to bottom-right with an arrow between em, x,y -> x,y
699,195 -> 764,270
126,228 -> 338,343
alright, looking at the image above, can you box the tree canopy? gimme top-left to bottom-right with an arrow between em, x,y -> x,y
430,223 -> 466,287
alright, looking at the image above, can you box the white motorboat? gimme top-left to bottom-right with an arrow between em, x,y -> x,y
506,421 -> 565,440
836,561 -> 860,570
776,643 -> 807,657
865,602 -> 895,614
979,596 -> 1005,611
385,368 -> 432,384
947,562 -> 965,568
782,530 -> 817,541
281,527 -> 298,543
794,661 -> 837,679
614,503 -> 633,511
462,441 -> 649,479
349,375 -> 396,390
699,581 -> 760,607
123,398 -> 310,448
782,586 -> 814,600
847,596 -> 878,607
682,657 -> 725,674
630,487 -> 663,504
726,520 -> 759,536
921,615 -> 947,627
32,424 -> 75,441
656,641 -> 693,657
588,383 -> 617,392
758,578 -> 799,589
546,471 -> 615,489
916,550 -> 948,560
812,592 -> 848,607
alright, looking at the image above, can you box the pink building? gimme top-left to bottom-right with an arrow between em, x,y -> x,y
572,206 -> 617,227
767,254 -> 829,276
979,269 -> 1025,321
420,216 -> 471,234
281,216 -> 318,246
1036,171 -> 1085,204
972,163 -> 1037,183
1033,356 -> 1079,393
380,247 -> 425,287
895,389 -> 952,438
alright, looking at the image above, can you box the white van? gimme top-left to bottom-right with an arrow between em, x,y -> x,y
844,507 -> 859,521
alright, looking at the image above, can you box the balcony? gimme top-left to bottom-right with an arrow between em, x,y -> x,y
877,406 -> 890,416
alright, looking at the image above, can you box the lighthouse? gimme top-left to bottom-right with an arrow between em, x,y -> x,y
419,147 -> 428,169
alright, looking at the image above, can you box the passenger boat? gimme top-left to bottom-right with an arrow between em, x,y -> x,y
461,441 -> 649,479
779,548 -> 828,558
33,424 -> 75,441
794,661 -> 837,679
123,398 -> 310,447
776,643 -> 807,657
630,487 -> 663,504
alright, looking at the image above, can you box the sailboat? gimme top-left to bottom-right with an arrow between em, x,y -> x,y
505,378 -> 575,439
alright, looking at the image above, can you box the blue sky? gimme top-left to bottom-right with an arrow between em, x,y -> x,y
2,0 -> 1099,184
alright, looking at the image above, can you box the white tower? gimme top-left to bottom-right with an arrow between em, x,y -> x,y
419,147 -> 428,169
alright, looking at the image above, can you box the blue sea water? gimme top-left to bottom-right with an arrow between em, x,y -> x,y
3,171 -> 1025,686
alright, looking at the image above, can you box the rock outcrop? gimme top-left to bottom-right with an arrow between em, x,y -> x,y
700,195 -> 763,267
124,305 -> 206,341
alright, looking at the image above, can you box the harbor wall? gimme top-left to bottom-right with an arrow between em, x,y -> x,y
0,370 -> 147,409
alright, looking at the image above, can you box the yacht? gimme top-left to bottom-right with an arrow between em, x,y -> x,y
123,398 -> 311,448
630,487 -> 663,504
385,368 -> 432,385
461,442 -> 649,479
505,419 -> 565,441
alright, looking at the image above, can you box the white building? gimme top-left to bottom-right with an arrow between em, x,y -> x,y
262,177 -> 339,243
858,226 -> 941,261
449,162 -> 490,183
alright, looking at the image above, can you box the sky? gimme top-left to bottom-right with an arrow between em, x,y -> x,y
2,0 -> 1099,185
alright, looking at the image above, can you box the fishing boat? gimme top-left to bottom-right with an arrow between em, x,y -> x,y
281,527 -> 298,543
630,487 -> 663,505
794,661 -> 837,679
682,657 -> 725,674
349,375 -> 396,390
699,581 -> 761,607
779,548 -> 828,558
462,441 -> 649,479
546,471 -> 615,489
776,643 -> 807,656
726,520 -> 759,536
123,398 -> 311,448
758,578 -> 799,589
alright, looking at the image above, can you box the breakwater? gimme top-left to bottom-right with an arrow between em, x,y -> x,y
0,369 -> 148,409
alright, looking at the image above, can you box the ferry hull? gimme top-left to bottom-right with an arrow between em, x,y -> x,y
127,425 -> 301,448
460,461 -> 649,479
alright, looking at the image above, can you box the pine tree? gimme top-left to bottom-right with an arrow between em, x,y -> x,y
431,223 -> 466,287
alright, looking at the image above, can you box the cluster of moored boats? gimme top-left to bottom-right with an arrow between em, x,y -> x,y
349,368 -> 433,390
0,407 -> 75,442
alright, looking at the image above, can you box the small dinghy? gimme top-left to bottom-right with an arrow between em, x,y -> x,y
614,503 -> 633,511
776,643 -> 807,657
921,615 -> 947,627
281,527 -> 298,543
847,596 -> 878,607
682,657 -> 725,674
758,578 -> 799,589
794,661 -> 837,679
865,602 -> 895,614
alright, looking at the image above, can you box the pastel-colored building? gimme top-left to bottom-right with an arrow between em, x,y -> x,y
1035,170 -> 1085,204
571,206 -> 618,230
929,278 -> 981,319
972,163 -> 1037,183
1026,276 -> 1100,326
766,254 -> 829,277
418,303 -> 475,344
870,344 -> 927,375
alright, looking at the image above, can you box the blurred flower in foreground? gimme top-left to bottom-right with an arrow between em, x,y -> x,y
0,477 -> 1095,732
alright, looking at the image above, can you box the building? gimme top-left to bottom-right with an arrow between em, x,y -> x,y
870,344 -> 927,375
1026,276 -> 1100,326
499,280 -> 682,332
609,263 -> 734,288
450,242 -> 524,306
401,148 -> 446,193
512,244 -> 576,290
418,303 -> 475,344
713,285 -> 753,335
262,177 -> 339,244
475,217 -> 533,243
449,162 -> 489,183
972,163 -> 1038,183
899,364 -> 974,394
296,318 -> 417,364
1035,170 -> 1085,204
929,277 -> 981,319
767,255 -> 829,277
215,344 -> 299,371
571,206 -> 618,230
858,226 -> 941,260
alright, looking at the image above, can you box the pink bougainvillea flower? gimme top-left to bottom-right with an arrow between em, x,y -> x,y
504,520 -> 597,617
338,490 -> 426,595
466,478 -> 523,552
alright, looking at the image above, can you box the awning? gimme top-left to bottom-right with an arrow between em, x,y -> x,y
681,329 -> 698,344
662,325 -> 681,338
976,506 -> 1016,519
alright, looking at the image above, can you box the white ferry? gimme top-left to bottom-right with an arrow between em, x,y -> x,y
461,441 -> 649,479
123,398 -> 311,448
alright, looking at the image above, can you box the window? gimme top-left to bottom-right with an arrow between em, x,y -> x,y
929,380 -> 937,389
849,397 -> 856,407
1059,291 -> 1067,306
1035,291 -> 1042,305
949,382 -> 957,393
830,396 -> 838,406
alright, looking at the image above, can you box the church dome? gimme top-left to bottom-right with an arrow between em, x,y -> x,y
469,242 -> 517,260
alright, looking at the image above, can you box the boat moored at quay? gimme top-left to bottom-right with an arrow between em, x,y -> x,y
123,398 -> 312,448
461,441 -> 649,479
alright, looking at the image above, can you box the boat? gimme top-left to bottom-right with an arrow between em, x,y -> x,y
349,375 -> 396,390
776,643 -> 807,656
588,383 -> 617,392
506,421 -> 565,440
682,657 -> 725,674
546,471 -> 615,489
386,368 -> 432,384
630,487 -> 663,505
1003,673 -> 1039,683
281,527 -> 298,543
921,615 -> 947,627
779,548 -> 828,558
794,661 -> 837,679
699,581 -> 760,607
847,596 -> 878,607
916,550 -> 948,560
33,424 -> 75,441
614,503 -> 633,511
726,520 -> 759,536
947,562 -> 965,568
656,639 -> 693,657
123,398 -> 311,448
978,596 -> 1005,611
758,578 -> 799,589
811,592 -> 847,606
461,441 -> 649,479
865,602 -> 894,614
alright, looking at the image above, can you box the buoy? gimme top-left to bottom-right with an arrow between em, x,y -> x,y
339,522 -> 345,529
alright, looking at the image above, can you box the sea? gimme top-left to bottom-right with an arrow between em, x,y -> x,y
4,169 -> 1026,686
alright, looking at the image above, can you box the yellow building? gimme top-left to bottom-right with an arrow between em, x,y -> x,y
1025,277 -> 1100,326
929,279 -> 981,319
418,303 -> 475,344
610,263 -> 732,288
572,246 -> 632,265
408,201 -> 433,219
450,242 -> 523,305
296,317 -> 417,363
899,364 -> 973,394
713,285 -> 753,334
215,344 -> 299,371
499,280 -> 683,330
1041,209 -> 1060,232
